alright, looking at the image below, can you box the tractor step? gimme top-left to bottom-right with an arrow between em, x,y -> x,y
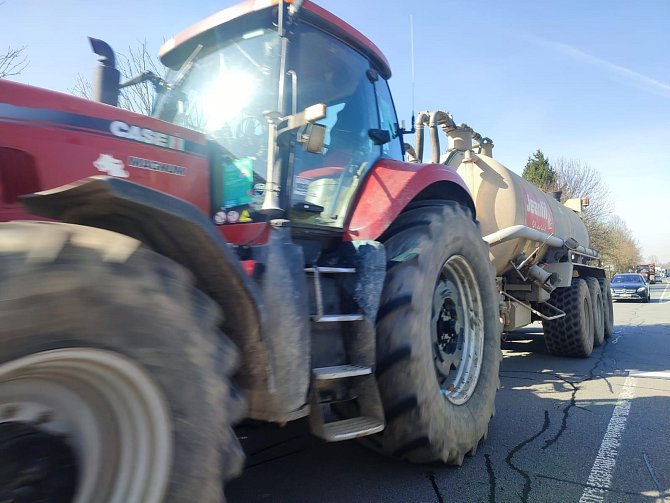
309,367 -> 385,442
319,416 -> 384,442
304,267 -> 356,274
305,266 -> 363,322
313,364 -> 372,380
305,253 -> 386,442
312,314 -> 364,322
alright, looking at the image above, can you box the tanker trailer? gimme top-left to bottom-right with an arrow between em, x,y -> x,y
410,111 -> 614,357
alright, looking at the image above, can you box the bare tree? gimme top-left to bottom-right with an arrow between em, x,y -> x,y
551,158 -> 612,221
546,157 -> 614,254
117,40 -> 163,115
70,39 -> 164,115
70,72 -> 92,99
603,215 -> 642,273
0,45 -> 28,78
0,1 -> 28,79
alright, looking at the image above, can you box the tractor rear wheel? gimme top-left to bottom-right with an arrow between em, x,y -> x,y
369,202 -> 501,464
584,277 -> 605,347
0,222 -> 244,503
543,278 -> 594,357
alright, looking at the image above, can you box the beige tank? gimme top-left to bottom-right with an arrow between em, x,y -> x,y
446,149 -> 589,275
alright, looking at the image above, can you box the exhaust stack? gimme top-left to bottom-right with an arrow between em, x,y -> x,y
89,37 -> 120,106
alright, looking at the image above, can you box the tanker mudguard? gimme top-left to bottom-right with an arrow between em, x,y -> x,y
21,176 -> 275,401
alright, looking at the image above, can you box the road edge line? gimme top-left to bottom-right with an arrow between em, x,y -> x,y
579,375 -> 637,503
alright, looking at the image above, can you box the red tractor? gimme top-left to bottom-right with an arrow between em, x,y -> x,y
0,1 -> 500,501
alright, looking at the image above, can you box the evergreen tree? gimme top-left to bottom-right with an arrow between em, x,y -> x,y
522,149 -> 557,192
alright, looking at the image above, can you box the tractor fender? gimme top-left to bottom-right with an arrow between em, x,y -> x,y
345,159 -> 475,241
21,176 -> 271,397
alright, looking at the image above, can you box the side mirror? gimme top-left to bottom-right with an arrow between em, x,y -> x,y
368,128 -> 391,145
284,103 -> 327,130
301,123 -> 326,154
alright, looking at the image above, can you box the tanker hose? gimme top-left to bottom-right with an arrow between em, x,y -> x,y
528,264 -> 555,291
428,111 -> 454,163
415,111 -> 430,163
472,131 -> 482,147
430,124 -> 440,163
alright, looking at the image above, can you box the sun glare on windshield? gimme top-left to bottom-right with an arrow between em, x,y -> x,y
202,70 -> 258,131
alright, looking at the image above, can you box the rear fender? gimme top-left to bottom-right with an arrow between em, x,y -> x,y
21,176 -> 273,401
345,159 -> 474,241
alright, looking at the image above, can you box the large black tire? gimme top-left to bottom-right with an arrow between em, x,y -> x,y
543,278 -> 594,357
597,277 -> 614,338
0,222 -> 244,503
584,277 -> 605,347
369,202 -> 501,465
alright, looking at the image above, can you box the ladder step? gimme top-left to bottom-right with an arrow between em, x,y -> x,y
313,365 -> 372,380
305,267 -> 356,274
320,417 -> 385,442
313,314 -> 364,322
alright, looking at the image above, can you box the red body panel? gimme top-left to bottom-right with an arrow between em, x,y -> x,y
0,80 -> 210,214
219,222 -> 270,245
345,159 -> 472,241
1,81 -> 473,247
0,81 -> 280,246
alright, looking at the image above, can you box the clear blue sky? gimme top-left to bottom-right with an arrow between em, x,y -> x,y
3,0 -> 669,263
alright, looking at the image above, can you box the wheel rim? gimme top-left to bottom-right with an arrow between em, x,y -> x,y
0,348 -> 172,503
431,255 -> 485,405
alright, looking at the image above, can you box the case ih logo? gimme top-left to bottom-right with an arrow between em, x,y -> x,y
524,190 -> 554,233
110,121 -> 185,151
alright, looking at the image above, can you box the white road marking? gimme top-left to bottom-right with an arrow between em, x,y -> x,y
660,284 -> 670,301
579,375 -> 637,503
629,371 -> 670,380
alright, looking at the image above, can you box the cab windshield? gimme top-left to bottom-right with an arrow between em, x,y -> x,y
155,17 -> 402,229
155,27 -> 281,180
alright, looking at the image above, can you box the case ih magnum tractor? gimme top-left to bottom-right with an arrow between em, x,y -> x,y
0,2 -> 500,500
0,1 -> 610,501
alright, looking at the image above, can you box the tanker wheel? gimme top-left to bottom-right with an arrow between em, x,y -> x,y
597,278 -> 614,338
584,277 -> 605,347
369,202 -> 501,464
542,278 -> 594,357
0,222 -> 244,503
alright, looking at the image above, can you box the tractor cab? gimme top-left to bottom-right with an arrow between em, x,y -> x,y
153,0 -> 403,231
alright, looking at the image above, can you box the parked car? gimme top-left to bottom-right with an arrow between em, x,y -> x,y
610,273 -> 650,303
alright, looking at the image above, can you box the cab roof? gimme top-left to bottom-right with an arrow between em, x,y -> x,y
159,0 -> 391,79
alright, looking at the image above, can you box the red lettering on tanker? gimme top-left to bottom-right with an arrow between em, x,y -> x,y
524,190 -> 554,233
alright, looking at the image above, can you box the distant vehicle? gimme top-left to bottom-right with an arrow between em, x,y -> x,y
611,273 -> 650,302
636,264 -> 656,284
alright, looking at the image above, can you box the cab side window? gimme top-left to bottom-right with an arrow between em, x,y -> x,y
374,79 -> 403,160
287,23 -> 380,226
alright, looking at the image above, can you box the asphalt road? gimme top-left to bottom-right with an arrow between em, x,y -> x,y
226,281 -> 670,503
